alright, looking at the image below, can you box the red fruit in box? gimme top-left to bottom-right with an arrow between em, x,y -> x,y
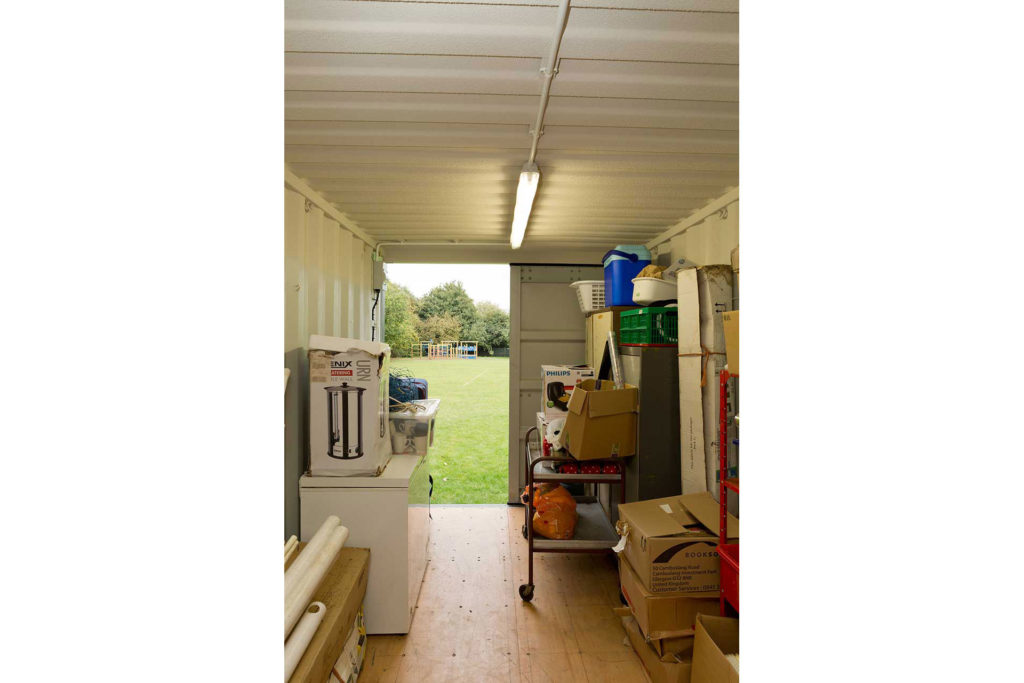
558,463 -> 579,474
602,463 -> 620,474
581,463 -> 602,474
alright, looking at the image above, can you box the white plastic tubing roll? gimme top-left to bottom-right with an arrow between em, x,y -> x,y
284,516 -> 349,638
285,517 -> 338,597
284,601 -> 326,682
284,535 -> 298,564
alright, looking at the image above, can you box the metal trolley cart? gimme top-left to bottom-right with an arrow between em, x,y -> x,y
518,426 -> 626,602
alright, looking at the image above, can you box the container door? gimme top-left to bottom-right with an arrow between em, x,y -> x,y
508,265 -> 602,503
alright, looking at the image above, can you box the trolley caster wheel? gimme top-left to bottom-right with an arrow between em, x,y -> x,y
519,584 -> 535,602
522,524 -> 528,540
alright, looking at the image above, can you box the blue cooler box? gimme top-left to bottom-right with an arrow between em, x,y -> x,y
602,245 -> 652,306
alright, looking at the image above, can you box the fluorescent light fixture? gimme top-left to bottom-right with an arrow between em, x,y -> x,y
510,162 -> 540,249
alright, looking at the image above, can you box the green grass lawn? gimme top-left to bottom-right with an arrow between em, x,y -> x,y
390,357 -> 509,504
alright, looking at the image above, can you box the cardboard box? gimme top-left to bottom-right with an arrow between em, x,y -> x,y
677,267 -> 734,494
309,336 -> 391,476
541,364 -> 596,419
691,613 -> 739,683
562,378 -> 638,460
721,311 -> 738,376
328,608 -> 366,683
616,492 -> 738,594
620,556 -> 720,642
616,608 -> 694,683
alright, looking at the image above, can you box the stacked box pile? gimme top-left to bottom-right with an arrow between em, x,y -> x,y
613,493 -> 739,682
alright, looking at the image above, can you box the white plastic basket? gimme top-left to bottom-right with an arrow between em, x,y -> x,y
631,275 -> 677,305
570,280 -> 606,314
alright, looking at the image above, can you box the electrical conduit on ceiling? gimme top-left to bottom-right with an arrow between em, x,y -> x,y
374,0 -> 573,258
511,0 -> 571,249
529,0 -> 571,166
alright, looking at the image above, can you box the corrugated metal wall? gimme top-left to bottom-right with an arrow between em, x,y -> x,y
284,186 -> 378,539
651,195 -> 739,268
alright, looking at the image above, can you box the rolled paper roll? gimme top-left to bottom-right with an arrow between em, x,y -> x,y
284,601 -> 326,681
284,516 -> 339,599
284,525 -> 349,638
284,541 -> 299,567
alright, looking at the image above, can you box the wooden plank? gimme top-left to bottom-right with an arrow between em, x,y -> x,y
288,545 -> 370,683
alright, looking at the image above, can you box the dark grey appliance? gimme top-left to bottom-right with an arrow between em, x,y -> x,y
612,345 -> 681,522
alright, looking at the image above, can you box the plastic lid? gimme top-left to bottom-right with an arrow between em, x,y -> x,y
602,245 -> 652,266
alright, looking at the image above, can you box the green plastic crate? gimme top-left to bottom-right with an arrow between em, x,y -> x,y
619,306 -> 678,345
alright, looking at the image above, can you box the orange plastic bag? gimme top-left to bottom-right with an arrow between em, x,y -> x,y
521,483 -> 578,540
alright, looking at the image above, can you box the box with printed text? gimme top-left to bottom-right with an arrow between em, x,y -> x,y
540,364 -> 595,419
616,492 -> 738,594
308,335 -> 391,476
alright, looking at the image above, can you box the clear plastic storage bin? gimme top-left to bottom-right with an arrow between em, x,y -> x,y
389,398 -> 441,456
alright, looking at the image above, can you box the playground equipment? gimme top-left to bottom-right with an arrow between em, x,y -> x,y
409,341 -> 430,358
411,340 -> 478,359
430,341 -> 454,359
455,341 -> 478,359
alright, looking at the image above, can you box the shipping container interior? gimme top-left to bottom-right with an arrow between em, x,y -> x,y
284,1 -> 739,681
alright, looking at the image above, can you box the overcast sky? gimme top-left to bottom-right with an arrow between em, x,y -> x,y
386,263 -> 511,312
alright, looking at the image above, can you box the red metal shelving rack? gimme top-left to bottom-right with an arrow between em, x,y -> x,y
718,369 -> 739,615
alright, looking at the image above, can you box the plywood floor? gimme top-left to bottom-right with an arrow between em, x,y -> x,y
359,506 -> 647,683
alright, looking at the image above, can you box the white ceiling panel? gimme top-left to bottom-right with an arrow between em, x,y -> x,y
349,1 -> 737,10
314,179 -> 727,198
285,53 -> 543,94
539,125 -> 738,154
286,1 -> 556,57
284,0 -> 738,252
286,92 -> 539,124
558,6 -> 737,63
527,150 -> 738,172
542,96 -> 737,129
286,146 -> 737,170
285,121 -> 532,149
552,60 -> 737,101
286,146 -> 530,166
286,1 -> 736,63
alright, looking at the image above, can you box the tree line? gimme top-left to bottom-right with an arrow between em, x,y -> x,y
384,280 -> 510,357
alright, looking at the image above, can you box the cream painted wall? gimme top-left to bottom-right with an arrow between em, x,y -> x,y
284,186 -> 378,539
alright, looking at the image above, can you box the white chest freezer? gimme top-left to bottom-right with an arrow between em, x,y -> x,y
299,452 -> 430,634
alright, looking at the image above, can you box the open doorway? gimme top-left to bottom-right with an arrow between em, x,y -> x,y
506,265 -> 603,504
384,263 -> 510,503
